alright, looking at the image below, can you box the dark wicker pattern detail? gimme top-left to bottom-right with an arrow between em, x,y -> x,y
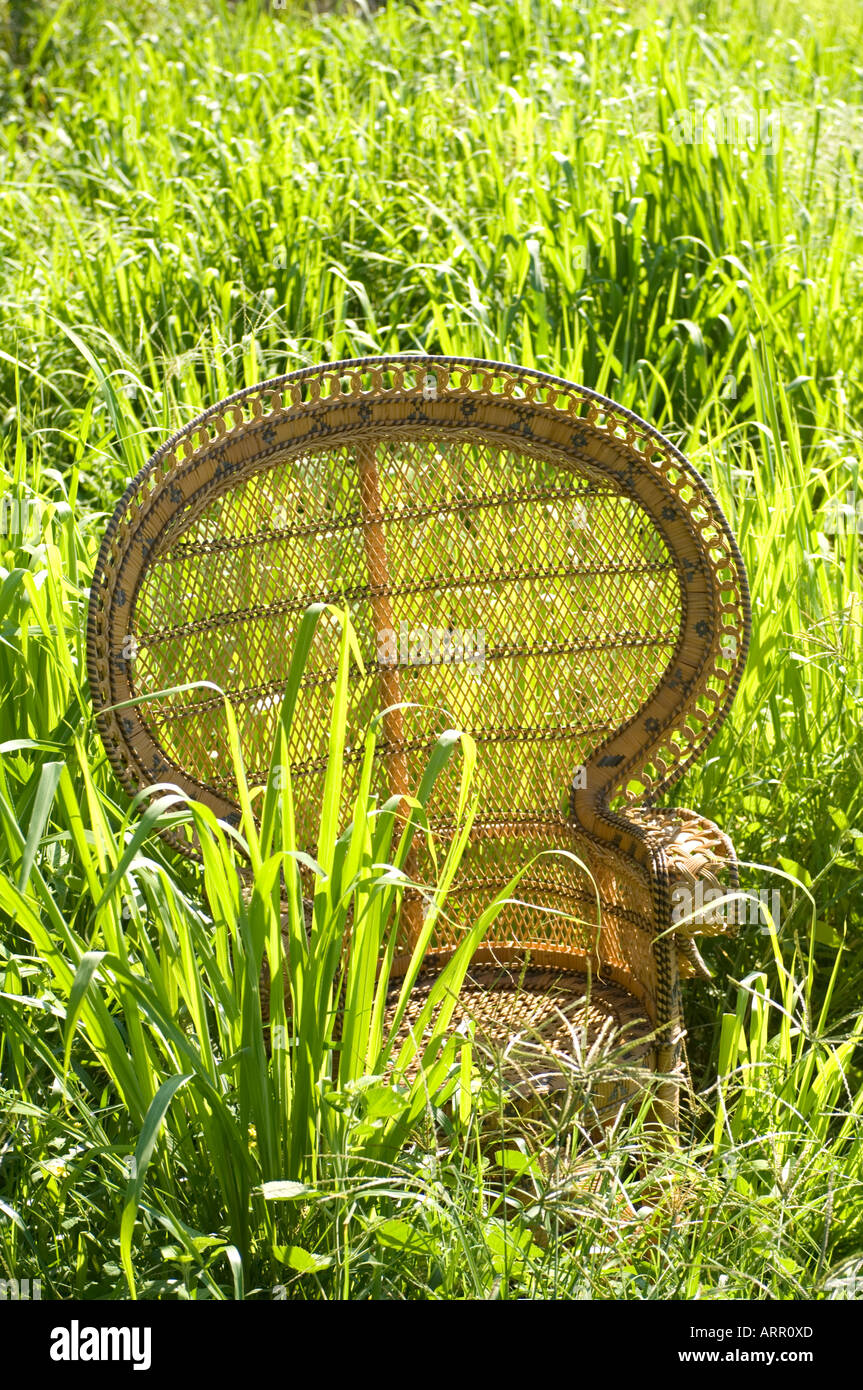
87,355 -> 750,1129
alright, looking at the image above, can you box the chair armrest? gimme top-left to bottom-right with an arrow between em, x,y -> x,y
622,806 -> 739,979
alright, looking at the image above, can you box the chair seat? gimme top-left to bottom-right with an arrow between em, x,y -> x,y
383,964 -> 655,1120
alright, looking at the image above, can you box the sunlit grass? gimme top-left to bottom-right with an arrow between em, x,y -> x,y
0,0 -> 862,1298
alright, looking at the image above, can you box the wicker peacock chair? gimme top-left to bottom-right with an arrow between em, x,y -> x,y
87,356 -> 750,1130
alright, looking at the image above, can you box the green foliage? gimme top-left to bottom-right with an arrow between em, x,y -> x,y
0,0 -> 862,1299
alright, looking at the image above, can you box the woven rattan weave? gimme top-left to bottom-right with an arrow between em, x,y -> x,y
87,355 -> 750,1128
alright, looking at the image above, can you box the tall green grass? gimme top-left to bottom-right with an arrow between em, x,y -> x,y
1,0 -> 862,1297
0,594 -> 528,1295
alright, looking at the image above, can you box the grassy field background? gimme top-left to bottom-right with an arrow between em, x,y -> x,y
1,0 -> 862,1299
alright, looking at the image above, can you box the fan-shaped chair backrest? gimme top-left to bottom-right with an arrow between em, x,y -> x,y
88,356 -> 749,951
